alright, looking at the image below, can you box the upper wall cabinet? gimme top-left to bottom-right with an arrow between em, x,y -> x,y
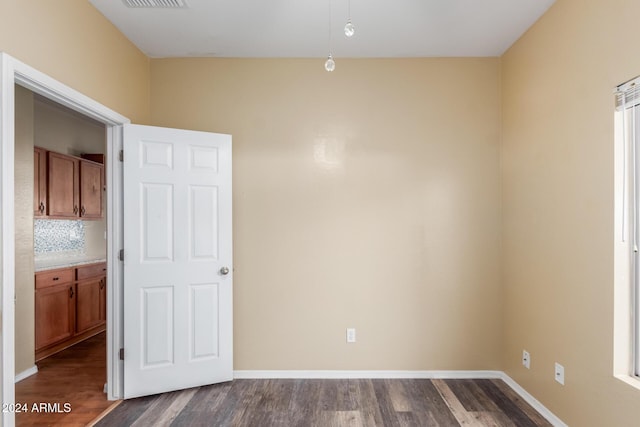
34,147 -> 47,217
47,151 -> 80,218
36,147 -> 104,220
79,160 -> 103,219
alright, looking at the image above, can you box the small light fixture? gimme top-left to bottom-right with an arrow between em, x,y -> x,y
344,0 -> 355,37
344,19 -> 355,37
325,54 -> 336,72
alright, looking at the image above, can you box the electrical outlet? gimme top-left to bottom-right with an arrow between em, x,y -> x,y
522,350 -> 530,369
554,363 -> 565,385
346,328 -> 356,343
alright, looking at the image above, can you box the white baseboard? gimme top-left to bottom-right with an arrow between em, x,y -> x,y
499,373 -> 568,427
233,370 -> 503,379
233,370 -> 566,427
15,365 -> 38,383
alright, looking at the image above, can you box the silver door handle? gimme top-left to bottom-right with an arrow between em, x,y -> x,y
220,266 -> 230,275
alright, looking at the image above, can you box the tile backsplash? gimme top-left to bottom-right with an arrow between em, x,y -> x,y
34,219 -> 85,254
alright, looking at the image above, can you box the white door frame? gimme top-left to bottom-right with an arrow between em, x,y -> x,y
0,52 -> 129,426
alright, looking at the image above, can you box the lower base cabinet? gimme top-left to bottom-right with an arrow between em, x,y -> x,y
76,277 -> 105,333
35,282 -> 75,350
35,262 -> 106,360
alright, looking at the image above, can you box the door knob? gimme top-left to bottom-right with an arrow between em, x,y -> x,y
219,266 -> 230,275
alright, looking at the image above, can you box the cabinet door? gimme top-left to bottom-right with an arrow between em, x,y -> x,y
34,147 -> 47,217
99,277 -> 107,323
76,277 -> 105,333
35,283 -> 75,350
47,152 -> 79,218
79,160 -> 103,219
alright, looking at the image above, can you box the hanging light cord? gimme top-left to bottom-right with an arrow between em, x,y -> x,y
344,0 -> 355,37
324,0 -> 335,71
329,0 -> 333,55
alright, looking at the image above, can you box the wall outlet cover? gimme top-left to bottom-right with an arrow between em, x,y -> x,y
555,362 -> 565,385
522,350 -> 530,369
346,328 -> 356,343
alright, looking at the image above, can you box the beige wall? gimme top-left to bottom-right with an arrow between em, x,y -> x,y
34,97 -> 106,157
501,0 -> 640,425
0,0 -> 150,123
14,86 -> 35,375
151,58 -> 503,370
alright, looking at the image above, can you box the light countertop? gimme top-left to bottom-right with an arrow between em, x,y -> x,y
35,254 -> 106,272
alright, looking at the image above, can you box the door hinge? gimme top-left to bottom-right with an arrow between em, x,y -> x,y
118,150 -> 123,162
119,348 -> 124,360
119,249 -> 124,261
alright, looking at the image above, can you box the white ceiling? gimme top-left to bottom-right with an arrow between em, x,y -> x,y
89,0 -> 556,58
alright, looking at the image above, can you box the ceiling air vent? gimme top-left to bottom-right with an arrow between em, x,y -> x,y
122,0 -> 188,8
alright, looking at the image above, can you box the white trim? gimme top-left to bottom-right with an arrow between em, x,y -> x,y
233,370 -> 503,379
614,373 -> 640,391
106,125 -> 126,400
0,53 -> 130,426
10,58 -> 128,126
14,366 -> 37,383
0,51 -> 17,427
233,370 -> 567,427
498,373 -> 568,427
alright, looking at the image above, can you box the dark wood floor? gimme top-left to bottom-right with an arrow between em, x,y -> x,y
14,334 -> 554,427
15,331 -> 114,427
97,377 -> 552,427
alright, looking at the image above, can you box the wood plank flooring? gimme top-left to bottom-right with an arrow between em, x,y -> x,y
15,331 -> 111,427
13,330 -> 553,426
97,378 -> 553,427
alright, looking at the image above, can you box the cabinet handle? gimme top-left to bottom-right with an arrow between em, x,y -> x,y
39,202 -> 45,213
69,287 -> 74,298
81,206 -> 86,216
52,277 -> 59,281
73,205 -> 78,214
100,279 -> 105,290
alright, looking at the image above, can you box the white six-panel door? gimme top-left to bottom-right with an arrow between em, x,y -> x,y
123,124 -> 232,399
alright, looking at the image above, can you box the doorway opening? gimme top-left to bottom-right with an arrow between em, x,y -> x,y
13,88 -> 112,425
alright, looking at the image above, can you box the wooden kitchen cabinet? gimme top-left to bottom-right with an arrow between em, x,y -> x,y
35,277 -> 75,351
35,262 -> 106,360
47,151 -> 80,218
34,147 -> 47,217
81,153 -> 105,184
99,277 -> 107,323
37,148 -> 104,219
79,160 -> 103,219
76,278 -> 102,334
76,263 -> 107,333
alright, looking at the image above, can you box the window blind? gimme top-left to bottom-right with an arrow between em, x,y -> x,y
616,76 -> 640,110
618,74 -> 640,377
